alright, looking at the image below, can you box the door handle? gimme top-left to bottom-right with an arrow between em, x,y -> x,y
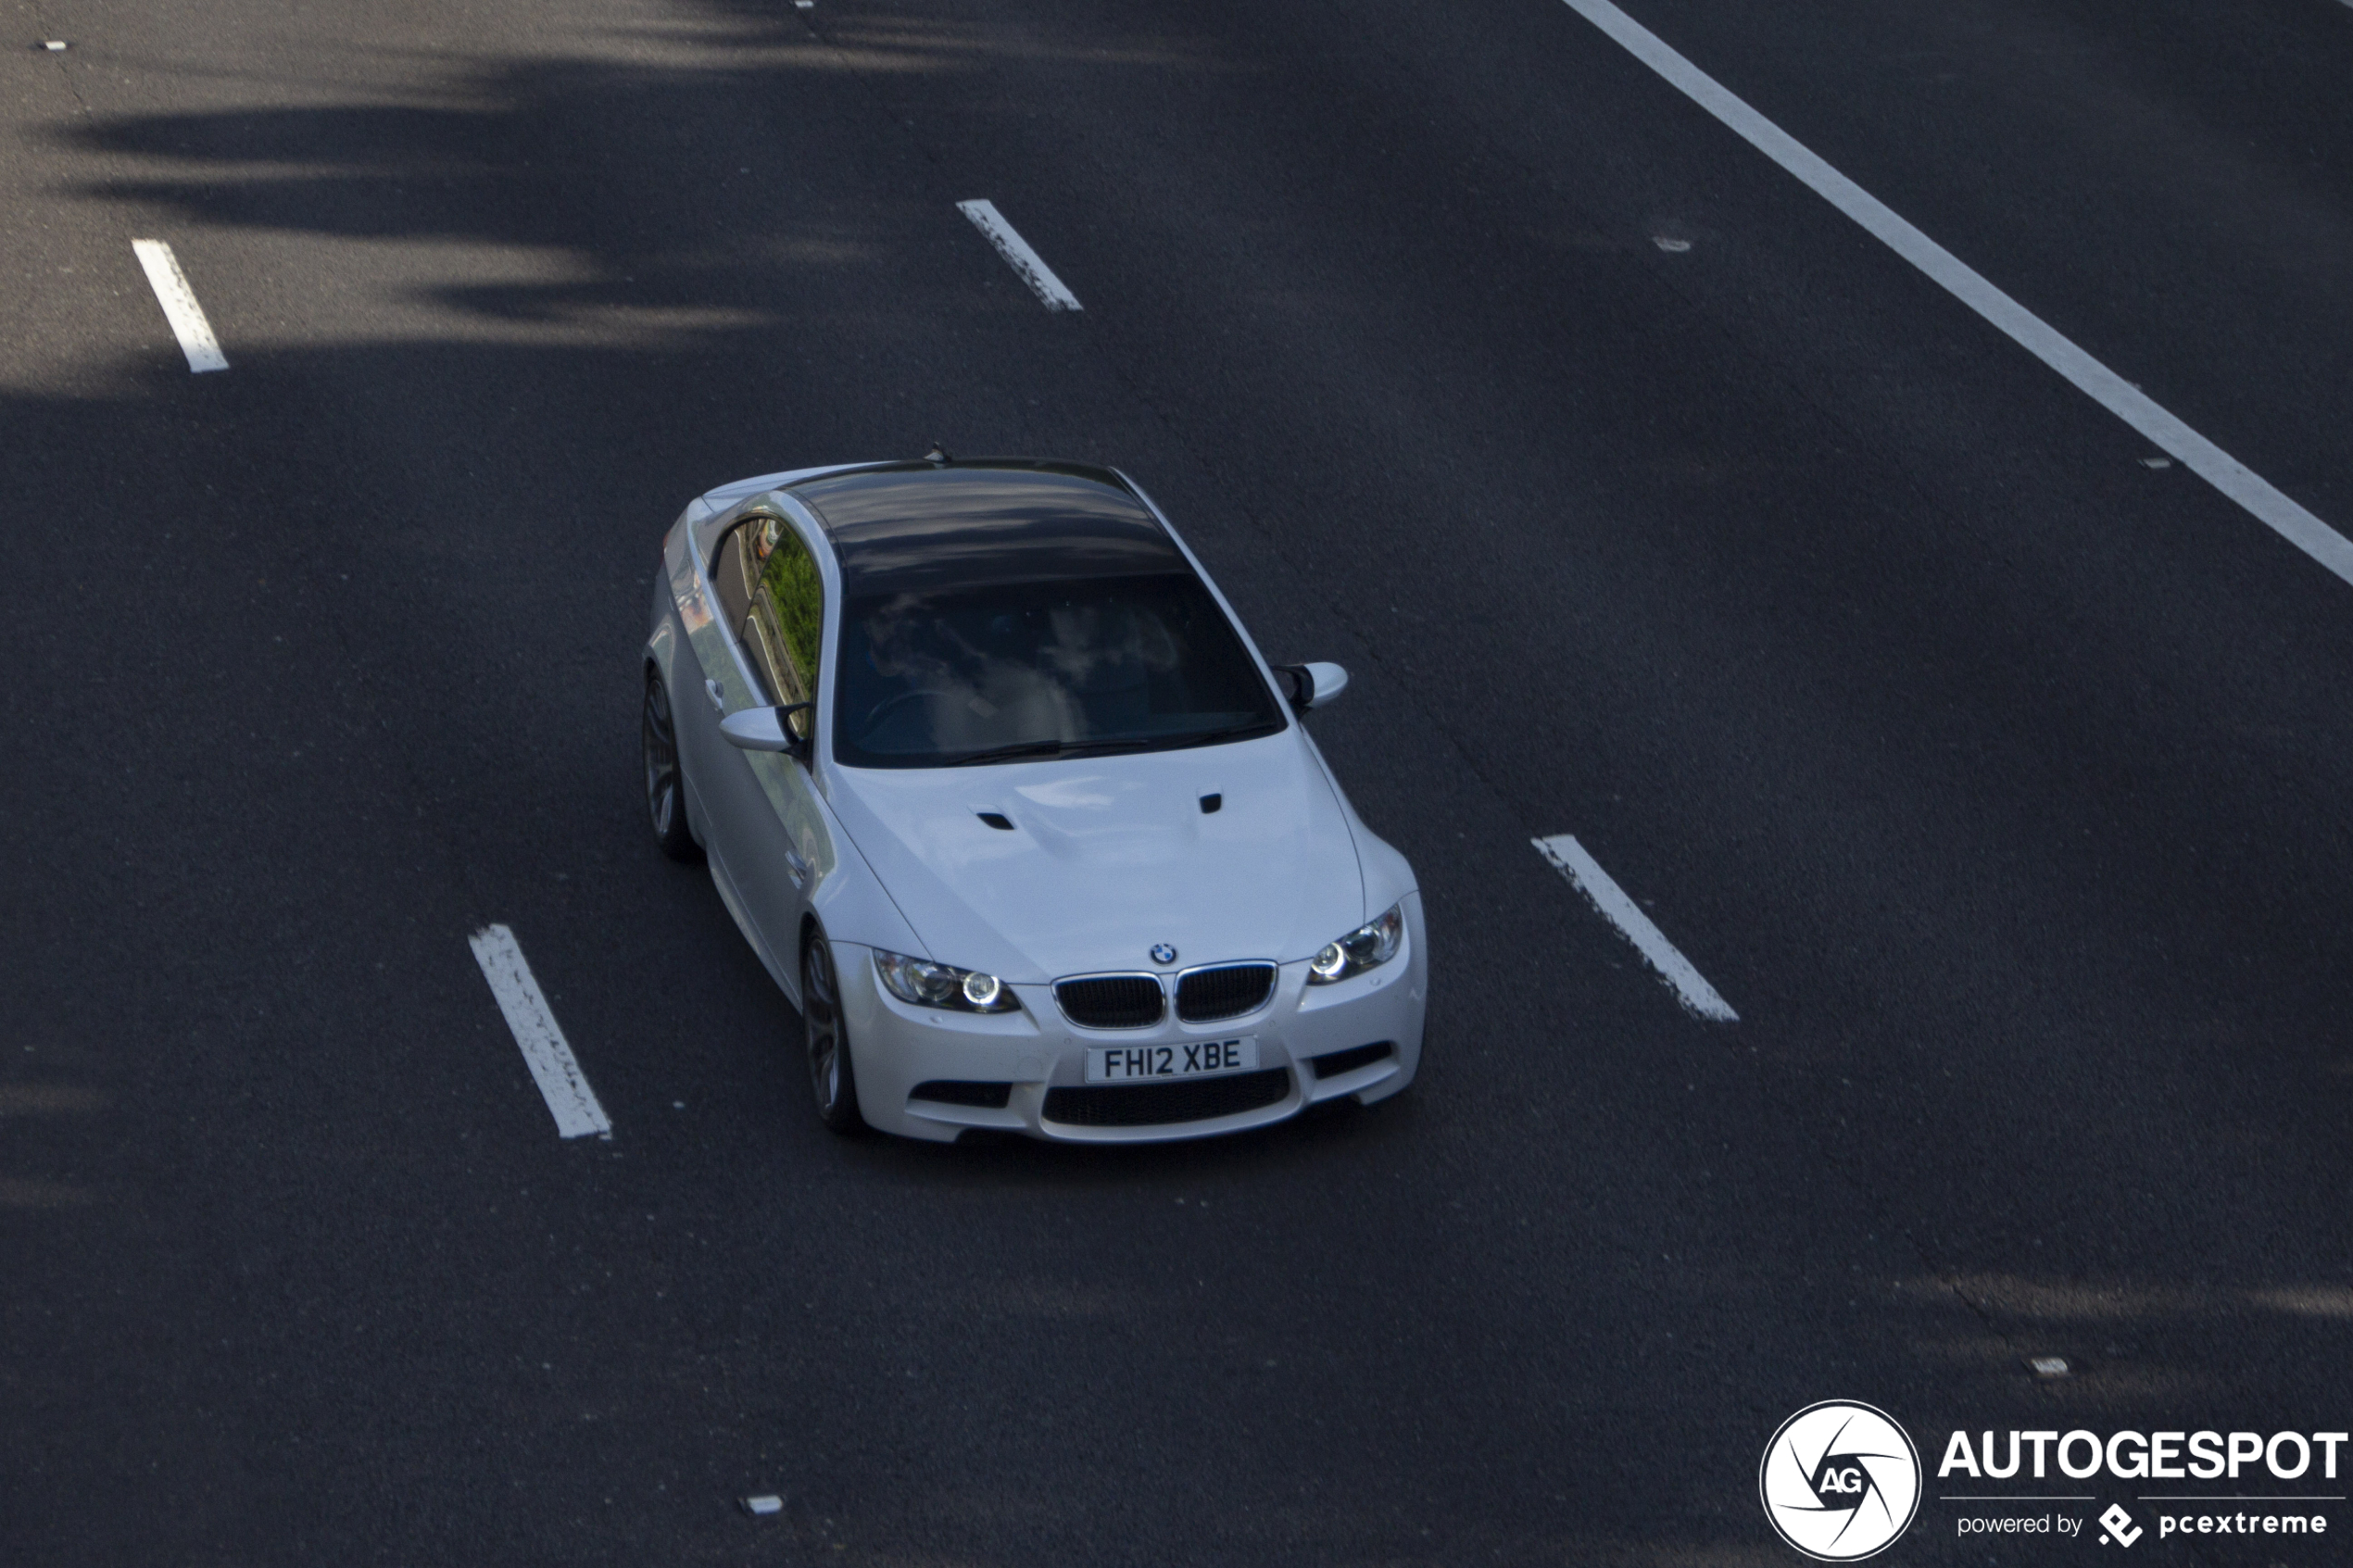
704,679 -> 725,714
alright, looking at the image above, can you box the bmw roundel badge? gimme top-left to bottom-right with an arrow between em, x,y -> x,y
1150,944 -> 1178,966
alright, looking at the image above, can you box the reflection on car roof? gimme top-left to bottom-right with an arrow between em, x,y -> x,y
791,461 -> 1187,596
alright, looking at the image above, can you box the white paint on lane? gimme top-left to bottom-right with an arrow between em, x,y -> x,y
130,240 -> 229,373
956,199 -> 1083,311
468,924 -> 612,1138
1534,835 -> 1739,1022
1557,0 -> 2353,592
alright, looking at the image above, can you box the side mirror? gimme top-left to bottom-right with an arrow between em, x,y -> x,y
721,702 -> 814,759
1273,662 -> 1349,714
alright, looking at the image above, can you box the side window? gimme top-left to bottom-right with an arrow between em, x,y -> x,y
719,516 -> 824,709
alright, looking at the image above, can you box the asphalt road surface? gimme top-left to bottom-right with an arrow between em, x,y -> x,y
6,0 -> 2352,1562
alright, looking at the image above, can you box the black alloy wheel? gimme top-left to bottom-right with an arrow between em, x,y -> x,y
802,935 -> 865,1134
642,669 -> 700,862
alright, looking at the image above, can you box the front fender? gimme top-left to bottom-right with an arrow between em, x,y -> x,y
805,792 -> 927,960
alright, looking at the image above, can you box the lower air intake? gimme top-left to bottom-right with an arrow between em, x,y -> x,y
1308,1042 -> 1395,1079
909,1080 -> 1013,1109
1042,1068 -> 1291,1128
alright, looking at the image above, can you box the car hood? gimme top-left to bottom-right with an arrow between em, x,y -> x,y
824,730 -> 1366,983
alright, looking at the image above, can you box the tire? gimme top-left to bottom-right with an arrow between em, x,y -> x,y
802,935 -> 866,1135
642,668 -> 701,863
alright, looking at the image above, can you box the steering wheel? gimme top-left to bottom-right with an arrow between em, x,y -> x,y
859,689 -> 963,736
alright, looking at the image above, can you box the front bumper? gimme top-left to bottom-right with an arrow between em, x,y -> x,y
835,892 -> 1428,1143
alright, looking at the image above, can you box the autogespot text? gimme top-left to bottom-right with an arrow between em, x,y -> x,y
1937,1428 -> 2348,1481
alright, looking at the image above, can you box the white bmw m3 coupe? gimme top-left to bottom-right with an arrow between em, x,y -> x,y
641,456 -> 1426,1142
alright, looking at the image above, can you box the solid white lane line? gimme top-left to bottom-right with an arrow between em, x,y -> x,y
1534,835 -> 1739,1022
130,240 -> 229,373
956,199 -> 1083,311
1557,0 -> 2353,592
468,925 -> 611,1138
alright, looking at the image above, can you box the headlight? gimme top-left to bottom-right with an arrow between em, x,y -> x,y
874,950 -> 1021,1012
1307,903 -> 1404,985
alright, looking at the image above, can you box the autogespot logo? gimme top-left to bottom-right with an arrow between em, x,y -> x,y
1760,1400 -> 1923,1562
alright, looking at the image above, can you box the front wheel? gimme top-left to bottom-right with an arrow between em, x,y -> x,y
801,936 -> 865,1135
642,669 -> 700,862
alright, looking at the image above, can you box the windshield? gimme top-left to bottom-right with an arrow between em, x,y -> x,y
832,572 -> 1288,768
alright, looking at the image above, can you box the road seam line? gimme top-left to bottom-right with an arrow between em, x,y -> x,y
957,199 -> 1083,311
1558,0 -> 2353,591
130,240 -> 228,373
1534,835 -> 1739,1022
468,924 -> 611,1138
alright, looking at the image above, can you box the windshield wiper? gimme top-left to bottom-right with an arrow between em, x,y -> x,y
1139,721 -> 1283,752
944,722 -> 1278,768
944,737 -> 1147,767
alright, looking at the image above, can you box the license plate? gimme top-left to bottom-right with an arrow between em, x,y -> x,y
1085,1036 -> 1259,1084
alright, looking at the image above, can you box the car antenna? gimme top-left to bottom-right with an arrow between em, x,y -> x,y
923,442 -> 954,466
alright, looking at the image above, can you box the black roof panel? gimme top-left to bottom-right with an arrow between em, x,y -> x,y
791,461 -> 1186,596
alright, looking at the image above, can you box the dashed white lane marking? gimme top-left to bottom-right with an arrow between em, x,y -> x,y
956,199 -> 1083,311
130,240 -> 229,373
468,924 -> 611,1138
1558,0 -> 2353,592
1534,835 -> 1739,1022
